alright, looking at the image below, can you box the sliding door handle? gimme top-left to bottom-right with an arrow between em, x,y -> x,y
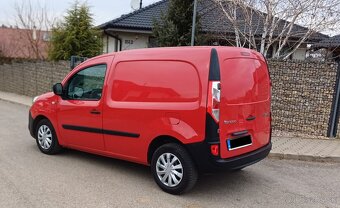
90,110 -> 101,115
246,115 -> 256,121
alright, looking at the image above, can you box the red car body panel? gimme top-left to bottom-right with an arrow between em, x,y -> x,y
29,46 -> 271,168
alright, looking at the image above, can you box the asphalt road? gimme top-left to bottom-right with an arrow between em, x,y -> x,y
0,100 -> 340,208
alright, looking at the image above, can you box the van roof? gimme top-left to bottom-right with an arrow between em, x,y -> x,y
81,46 -> 264,67
115,46 -> 253,54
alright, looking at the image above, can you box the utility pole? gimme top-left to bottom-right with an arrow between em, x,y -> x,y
191,0 -> 198,46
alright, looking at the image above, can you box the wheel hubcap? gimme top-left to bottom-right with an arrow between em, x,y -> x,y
156,153 -> 183,187
37,125 -> 52,150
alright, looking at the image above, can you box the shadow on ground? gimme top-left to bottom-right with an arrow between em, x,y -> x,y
31,144 -> 266,197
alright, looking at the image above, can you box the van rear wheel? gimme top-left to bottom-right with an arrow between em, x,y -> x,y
151,143 -> 198,195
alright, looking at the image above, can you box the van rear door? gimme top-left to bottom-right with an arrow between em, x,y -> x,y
219,55 -> 271,159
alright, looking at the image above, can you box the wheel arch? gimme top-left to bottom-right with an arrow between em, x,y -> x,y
33,115 -> 50,135
147,135 -> 184,164
32,114 -> 61,143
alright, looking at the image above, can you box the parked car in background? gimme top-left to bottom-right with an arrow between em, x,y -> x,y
29,47 -> 272,194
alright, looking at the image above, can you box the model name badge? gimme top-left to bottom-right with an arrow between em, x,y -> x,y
224,120 -> 237,124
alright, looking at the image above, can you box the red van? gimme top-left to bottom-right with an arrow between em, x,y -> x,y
29,47 -> 271,194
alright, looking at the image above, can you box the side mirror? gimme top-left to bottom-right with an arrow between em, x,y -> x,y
53,83 -> 63,96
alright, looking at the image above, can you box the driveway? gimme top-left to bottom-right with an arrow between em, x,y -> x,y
0,100 -> 339,208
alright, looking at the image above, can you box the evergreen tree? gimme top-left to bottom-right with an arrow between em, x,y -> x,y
153,0 -> 202,46
48,1 -> 102,61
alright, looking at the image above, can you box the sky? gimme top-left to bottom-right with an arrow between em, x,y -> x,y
0,0 -> 336,36
0,0 -> 161,27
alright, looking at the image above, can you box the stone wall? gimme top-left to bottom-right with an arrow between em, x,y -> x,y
0,60 -> 339,138
0,61 -> 69,97
268,60 -> 338,137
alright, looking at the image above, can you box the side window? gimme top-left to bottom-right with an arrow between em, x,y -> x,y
66,64 -> 106,100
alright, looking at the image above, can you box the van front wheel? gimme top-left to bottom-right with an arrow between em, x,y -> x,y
151,143 -> 198,195
35,119 -> 62,155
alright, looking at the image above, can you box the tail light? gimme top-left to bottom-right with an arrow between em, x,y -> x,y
210,144 -> 219,156
208,81 -> 221,123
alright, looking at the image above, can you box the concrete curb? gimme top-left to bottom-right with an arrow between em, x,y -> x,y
0,91 -> 32,107
270,136 -> 340,163
0,97 -> 31,107
268,152 -> 340,163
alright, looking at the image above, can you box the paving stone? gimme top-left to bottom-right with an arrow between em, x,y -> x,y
270,137 -> 340,162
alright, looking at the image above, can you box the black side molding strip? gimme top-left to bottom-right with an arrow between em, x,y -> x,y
62,125 -> 140,138
102,129 -> 140,138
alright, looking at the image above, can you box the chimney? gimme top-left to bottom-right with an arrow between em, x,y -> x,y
33,26 -> 37,41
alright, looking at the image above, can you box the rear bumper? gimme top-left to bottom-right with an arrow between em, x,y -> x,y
186,142 -> 272,172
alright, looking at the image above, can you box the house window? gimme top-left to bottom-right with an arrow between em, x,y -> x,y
125,40 -> 134,44
43,32 -> 50,41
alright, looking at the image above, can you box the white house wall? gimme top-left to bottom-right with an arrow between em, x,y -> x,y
121,32 -> 149,51
102,32 -> 150,53
102,35 -> 117,54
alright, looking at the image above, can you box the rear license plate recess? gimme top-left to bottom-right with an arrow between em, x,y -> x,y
227,135 -> 252,151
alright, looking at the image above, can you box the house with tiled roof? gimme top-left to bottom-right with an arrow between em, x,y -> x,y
99,0 -> 327,60
312,35 -> 340,61
0,25 -> 50,60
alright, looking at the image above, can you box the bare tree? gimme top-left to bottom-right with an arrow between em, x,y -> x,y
213,0 -> 340,59
13,0 -> 56,60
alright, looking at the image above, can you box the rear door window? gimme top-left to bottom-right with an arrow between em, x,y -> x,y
221,58 -> 270,104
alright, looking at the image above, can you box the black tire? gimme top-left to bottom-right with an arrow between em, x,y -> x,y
232,167 -> 244,172
151,143 -> 198,195
35,119 -> 62,155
